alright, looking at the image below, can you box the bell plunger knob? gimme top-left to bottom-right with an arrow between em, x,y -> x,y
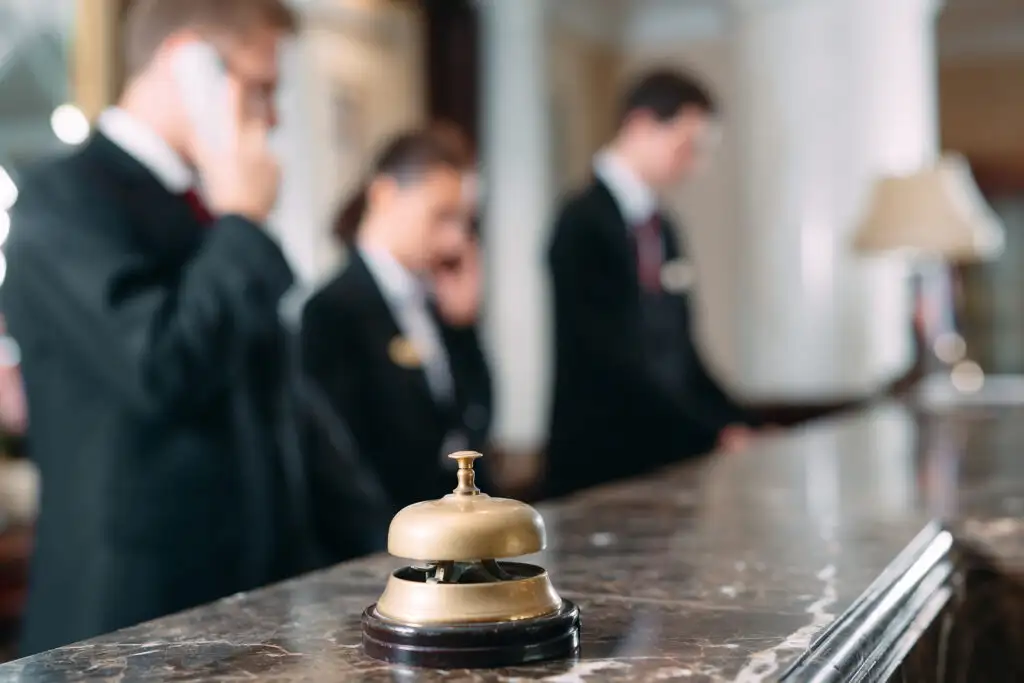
450,451 -> 482,495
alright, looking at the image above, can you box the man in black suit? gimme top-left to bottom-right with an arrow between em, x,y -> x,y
546,69 -> 763,498
302,131 -> 493,551
2,0 -> 310,655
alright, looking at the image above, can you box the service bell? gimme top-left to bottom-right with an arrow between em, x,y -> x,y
361,451 -> 581,669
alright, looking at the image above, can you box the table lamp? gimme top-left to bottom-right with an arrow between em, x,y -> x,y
853,154 -> 1004,260
852,154 -> 1007,392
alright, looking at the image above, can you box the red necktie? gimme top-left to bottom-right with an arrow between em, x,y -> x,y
182,188 -> 214,226
635,215 -> 663,292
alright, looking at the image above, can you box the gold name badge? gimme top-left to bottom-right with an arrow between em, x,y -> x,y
660,259 -> 696,294
388,336 -> 422,369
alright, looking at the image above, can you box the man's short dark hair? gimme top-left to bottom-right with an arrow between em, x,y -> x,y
124,0 -> 299,78
618,69 -> 717,127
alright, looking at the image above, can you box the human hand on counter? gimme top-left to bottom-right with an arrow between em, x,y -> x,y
718,424 -> 755,453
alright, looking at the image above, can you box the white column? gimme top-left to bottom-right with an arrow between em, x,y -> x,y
479,0 -> 553,452
730,0 -> 940,401
270,36 -> 331,286
272,1 -> 428,285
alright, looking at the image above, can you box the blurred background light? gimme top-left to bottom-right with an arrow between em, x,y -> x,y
933,332 -> 967,364
0,167 -> 17,211
950,359 -> 984,394
50,104 -> 89,145
0,209 -> 10,246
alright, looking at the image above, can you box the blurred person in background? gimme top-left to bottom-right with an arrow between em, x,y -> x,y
301,128 -> 492,562
1,0 -> 313,655
545,69 -> 764,498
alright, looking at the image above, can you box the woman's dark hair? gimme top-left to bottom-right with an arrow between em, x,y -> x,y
333,126 -> 472,244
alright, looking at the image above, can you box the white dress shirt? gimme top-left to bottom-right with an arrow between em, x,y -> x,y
97,108 -> 195,194
359,247 -> 454,404
594,149 -> 669,284
593,149 -> 659,227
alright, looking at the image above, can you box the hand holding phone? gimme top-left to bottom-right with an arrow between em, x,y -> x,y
175,43 -> 280,225
198,79 -> 280,224
431,238 -> 483,327
171,42 -> 233,155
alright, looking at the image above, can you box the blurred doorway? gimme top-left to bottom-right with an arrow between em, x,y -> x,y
422,0 -> 479,151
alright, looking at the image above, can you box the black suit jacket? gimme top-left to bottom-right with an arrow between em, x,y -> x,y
300,251 -> 492,561
2,134 -> 308,655
546,180 -> 758,498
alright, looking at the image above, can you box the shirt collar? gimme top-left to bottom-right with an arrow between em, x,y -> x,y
97,108 -> 194,194
593,149 -> 658,227
359,246 -> 426,306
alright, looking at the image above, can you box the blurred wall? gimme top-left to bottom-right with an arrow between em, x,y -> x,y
0,0 -> 72,168
938,0 -> 1024,172
274,0 -> 426,283
73,0 -> 127,121
940,58 -> 1024,167
548,25 -> 620,193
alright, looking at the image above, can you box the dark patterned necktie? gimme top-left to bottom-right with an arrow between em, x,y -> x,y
635,214 -> 664,293
182,188 -> 214,226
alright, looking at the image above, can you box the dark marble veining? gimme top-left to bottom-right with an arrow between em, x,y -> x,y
3,400 -> 1024,681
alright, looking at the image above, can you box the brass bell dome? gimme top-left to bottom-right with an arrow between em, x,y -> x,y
387,451 -> 545,562
372,452 -> 564,626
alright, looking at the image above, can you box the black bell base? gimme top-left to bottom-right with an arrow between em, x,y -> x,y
361,600 -> 581,669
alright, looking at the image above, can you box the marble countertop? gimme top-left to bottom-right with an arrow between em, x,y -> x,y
3,400 -> 1024,682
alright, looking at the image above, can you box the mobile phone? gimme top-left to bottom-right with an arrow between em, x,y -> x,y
170,41 -> 232,153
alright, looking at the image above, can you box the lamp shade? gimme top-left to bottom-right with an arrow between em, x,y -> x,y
852,155 -> 1005,262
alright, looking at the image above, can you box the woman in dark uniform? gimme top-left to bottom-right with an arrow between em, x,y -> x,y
301,128 -> 493,562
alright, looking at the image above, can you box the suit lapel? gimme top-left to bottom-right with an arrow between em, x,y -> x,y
348,252 -> 443,417
427,302 -> 458,414
83,133 -> 204,263
660,214 -> 685,262
590,179 -> 643,287
591,180 -> 693,296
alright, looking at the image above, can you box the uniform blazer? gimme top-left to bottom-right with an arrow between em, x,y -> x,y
300,251 -> 493,560
546,179 -> 760,498
3,134 -> 310,655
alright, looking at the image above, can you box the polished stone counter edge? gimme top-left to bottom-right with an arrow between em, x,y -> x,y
781,522 -> 956,682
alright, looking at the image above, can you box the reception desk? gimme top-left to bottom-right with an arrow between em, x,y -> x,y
1,400 -> 1023,681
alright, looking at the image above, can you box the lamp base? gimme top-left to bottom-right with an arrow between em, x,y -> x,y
361,600 -> 580,669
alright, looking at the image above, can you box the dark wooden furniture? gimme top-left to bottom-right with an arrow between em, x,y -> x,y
422,0 -> 479,149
